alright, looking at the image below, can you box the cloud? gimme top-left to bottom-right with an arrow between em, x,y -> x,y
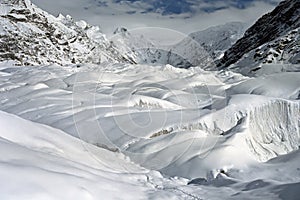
31,0 -> 279,35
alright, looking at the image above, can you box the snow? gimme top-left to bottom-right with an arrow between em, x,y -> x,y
0,1 -> 299,199
228,72 -> 300,99
111,23 -> 245,68
0,60 -> 299,199
0,110 -> 188,200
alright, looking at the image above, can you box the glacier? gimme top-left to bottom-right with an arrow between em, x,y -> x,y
0,0 -> 299,199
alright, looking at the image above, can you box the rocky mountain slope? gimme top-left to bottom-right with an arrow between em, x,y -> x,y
0,0 -> 135,66
229,27 -> 300,75
217,0 -> 300,74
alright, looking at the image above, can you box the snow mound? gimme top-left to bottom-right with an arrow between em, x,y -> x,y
0,110 -> 191,199
228,72 -> 300,99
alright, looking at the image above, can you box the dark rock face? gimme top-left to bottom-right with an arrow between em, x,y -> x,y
217,0 -> 300,68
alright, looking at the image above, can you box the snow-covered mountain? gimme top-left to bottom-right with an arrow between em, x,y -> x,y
189,22 -> 246,59
111,27 -> 201,68
112,22 -> 246,68
0,0 -> 136,66
217,0 -> 300,75
3,0 -> 245,68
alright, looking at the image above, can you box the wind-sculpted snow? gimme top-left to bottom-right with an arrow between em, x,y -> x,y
0,60 -> 300,199
228,72 -> 300,99
0,0 -> 299,199
0,110 -> 191,199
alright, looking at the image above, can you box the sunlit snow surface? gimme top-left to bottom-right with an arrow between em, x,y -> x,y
0,61 -> 299,199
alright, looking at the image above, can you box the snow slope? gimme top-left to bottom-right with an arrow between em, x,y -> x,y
0,109 -> 194,199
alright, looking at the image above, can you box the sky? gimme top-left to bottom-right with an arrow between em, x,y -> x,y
31,0 -> 281,35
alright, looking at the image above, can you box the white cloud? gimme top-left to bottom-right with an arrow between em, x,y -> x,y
31,0 -> 277,35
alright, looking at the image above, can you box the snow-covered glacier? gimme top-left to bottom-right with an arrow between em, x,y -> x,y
0,60 -> 299,199
0,0 -> 299,199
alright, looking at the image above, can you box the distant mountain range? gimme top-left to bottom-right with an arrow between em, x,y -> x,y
114,0 -> 300,75
0,0 -> 299,77
112,22 -> 246,68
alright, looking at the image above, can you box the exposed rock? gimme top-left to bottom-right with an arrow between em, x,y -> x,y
217,0 -> 300,70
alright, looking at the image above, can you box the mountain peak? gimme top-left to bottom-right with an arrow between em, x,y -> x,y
0,0 -> 135,66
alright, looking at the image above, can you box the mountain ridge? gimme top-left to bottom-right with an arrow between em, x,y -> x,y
0,0 -> 136,66
217,0 -> 300,73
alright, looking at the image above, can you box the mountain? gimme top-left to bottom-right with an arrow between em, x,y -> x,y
112,22 -> 246,68
229,27 -> 300,75
1,0 -> 297,72
0,0 -> 135,66
0,0 -> 246,68
111,28 -> 198,68
217,0 -> 300,75
188,22 -> 246,62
